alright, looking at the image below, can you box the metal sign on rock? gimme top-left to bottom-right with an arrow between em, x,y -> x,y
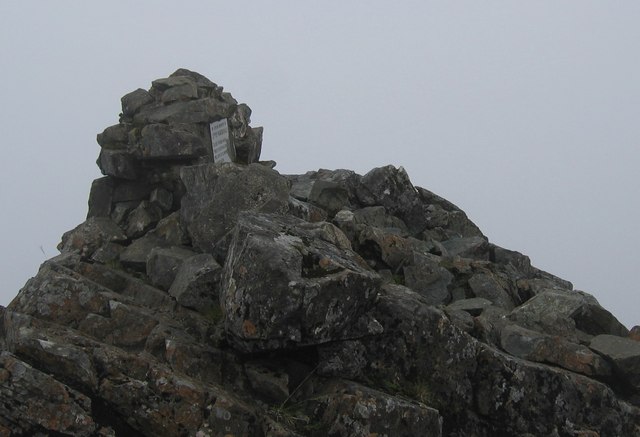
209,118 -> 236,163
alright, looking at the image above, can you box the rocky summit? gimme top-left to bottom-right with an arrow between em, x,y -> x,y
1,69 -> 639,437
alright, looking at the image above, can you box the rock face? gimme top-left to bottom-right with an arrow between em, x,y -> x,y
1,70 -> 639,436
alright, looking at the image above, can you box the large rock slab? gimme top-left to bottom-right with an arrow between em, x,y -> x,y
139,123 -> 206,159
590,334 -> 640,391
2,309 -> 259,436
180,162 -> 290,254
221,212 -> 382,352
0,351 -> 97,436
509,289 -> 629,340
311,380 -> 442,437
8,261 -> 112,329
133,97 -> 236,125
500,324 -> 612,377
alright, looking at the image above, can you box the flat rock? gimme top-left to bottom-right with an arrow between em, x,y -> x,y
446,297 -> 493,316
441,236 -> 490,260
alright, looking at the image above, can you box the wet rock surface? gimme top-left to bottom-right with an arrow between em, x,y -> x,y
1,70 -> 639,436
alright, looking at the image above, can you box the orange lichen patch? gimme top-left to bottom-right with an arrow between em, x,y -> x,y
318,257 -> 337,270
242,320 -> 257,337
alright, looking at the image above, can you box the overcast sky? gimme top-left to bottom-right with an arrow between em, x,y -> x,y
1,2 -> 638,328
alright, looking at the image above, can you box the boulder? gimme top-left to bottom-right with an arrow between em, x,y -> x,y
353,205 -> 408,233
58,217 -> 127,259
590,335 -> 640,390
121,88 -> 154,117
148,211 -> 190,246
307,180 -> 349,216
150,187 -> 173,211
509,289 -> 629,340
96,123 -> 131,149
468,272 -> 515,310
97,149 -> 138,180
288,196 -> 328,223
125,200 -> 163,238
86,176 -> 114,218
139,123 -> 206,159
358,165 -> 427,235
151,75 -> 199,102
416,186 -> 484,239
500,324 -> 612,377
357,225 -> 412,271
168,253 -> 222,311
146,246 -> 196,291
221,212 -> 382,352
441,235 -> 490,260
403,252 -> 453,305
180,163 -> 290,254
119,235 -> 169,271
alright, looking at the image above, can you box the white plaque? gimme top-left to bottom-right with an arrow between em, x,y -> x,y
209,118 -> 236,163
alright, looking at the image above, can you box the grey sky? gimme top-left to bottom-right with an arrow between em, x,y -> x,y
1,2 -> 638,328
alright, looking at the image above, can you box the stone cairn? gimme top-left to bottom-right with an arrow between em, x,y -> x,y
1,69 -> 639,436
91,68 -> 263,222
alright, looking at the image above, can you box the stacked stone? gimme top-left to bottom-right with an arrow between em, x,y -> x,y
89,68 -> 263,229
